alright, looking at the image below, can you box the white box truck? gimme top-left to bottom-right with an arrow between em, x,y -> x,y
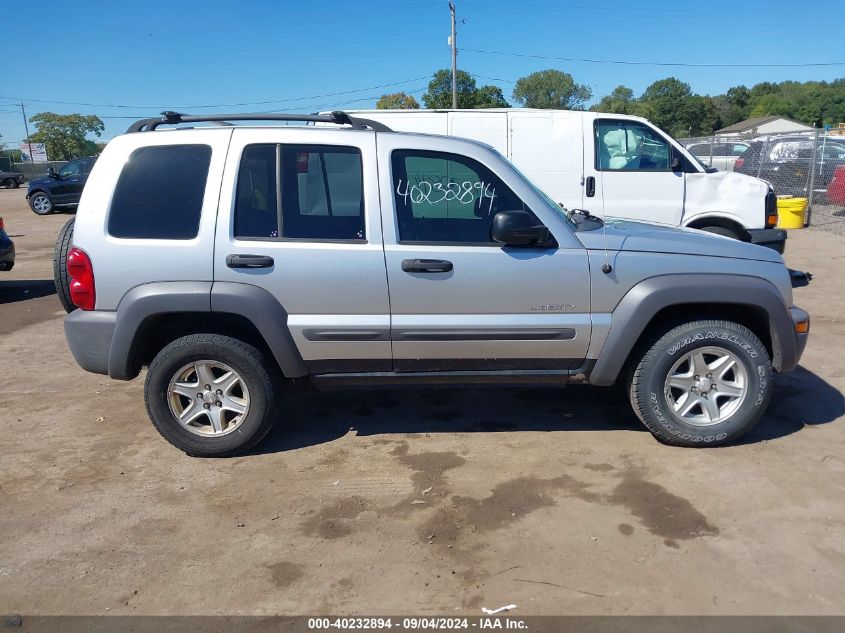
339,108 -> 785,252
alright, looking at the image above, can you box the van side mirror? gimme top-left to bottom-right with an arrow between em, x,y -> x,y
671,156 -> 683,172
491,210 -> 553,247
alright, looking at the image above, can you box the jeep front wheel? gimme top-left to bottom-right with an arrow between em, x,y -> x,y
629,320 -> 771,447
145,334 -> 280,457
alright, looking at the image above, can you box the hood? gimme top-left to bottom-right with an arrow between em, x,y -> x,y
28,176 -> 51,188
576,219 -> 783,263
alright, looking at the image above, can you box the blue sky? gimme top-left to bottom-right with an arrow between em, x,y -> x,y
1,0 -> 843,145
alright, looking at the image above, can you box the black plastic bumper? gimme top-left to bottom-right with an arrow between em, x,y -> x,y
748,228 -> 787,254
64,310 -> 116,376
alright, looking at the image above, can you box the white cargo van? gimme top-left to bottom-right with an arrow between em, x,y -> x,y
339,109 -> 784,251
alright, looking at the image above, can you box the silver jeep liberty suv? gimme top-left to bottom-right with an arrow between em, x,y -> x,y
60,111 -> 809,456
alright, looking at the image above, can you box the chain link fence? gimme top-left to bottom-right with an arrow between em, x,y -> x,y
10,161 -> 66,181
679,129 -> 845,234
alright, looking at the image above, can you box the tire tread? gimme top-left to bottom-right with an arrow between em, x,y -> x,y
629,319 -> 771,447
53,218 -> 76,313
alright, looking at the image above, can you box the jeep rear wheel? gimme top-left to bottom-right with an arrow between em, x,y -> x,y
629,320 -> 771,447
145,334 -> 280,457
29,192 -> 53,215
3,178 -> 17,189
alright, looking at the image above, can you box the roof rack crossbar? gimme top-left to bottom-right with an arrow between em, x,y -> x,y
126,110 -> 392,133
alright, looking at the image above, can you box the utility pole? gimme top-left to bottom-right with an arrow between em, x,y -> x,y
449,1 -> 457,109
20,103 -> 34,163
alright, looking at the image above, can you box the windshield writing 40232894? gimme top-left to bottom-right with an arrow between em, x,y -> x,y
395,178 -> 498,214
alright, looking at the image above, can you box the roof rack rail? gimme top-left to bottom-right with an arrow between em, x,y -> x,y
126,110 -> 392,133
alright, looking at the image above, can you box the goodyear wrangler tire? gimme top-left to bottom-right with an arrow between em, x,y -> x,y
629,320 -> 772,447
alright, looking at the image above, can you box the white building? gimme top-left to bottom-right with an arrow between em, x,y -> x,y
716,116 -> 814,136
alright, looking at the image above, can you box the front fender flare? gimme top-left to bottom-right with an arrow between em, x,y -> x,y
588,274 -> 795,386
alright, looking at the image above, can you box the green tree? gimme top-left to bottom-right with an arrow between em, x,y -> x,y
29,113 -> 104,161
512,69 -> 591,110
422,69 -> 478,108
474,84 -> 510,108
376,92 -> 420,109
748,93 -> 794,118
593,85 -> 636,114
639,78 -> 708,137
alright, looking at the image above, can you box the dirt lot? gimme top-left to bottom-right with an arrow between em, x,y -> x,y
0,187 -> 843,616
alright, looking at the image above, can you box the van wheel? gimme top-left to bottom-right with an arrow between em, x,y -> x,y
29,192 -> 53,215
699,225 -> 741,240
629,320 -> 771,447
53,218 -> 76,313
3,178 -> 17,189
145,334 -> 280,457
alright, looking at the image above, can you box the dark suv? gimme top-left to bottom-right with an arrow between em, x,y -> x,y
27,156 -> 97,215
734,136 -> 845,199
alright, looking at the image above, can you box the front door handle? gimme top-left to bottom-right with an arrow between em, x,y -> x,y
401,258 -> 453,273
226,254 -> 274,269
585,176 -> 596,197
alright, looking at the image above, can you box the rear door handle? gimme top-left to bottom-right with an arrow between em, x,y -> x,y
401,258 -> 453,273
585,176 -> 596,197
226,254 -> 274,269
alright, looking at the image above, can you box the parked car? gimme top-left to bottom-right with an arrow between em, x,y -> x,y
827,165 -> 845,206
0,217 -> 15,271
734,136 -> 845,199
684,141 -> 750,172
60,111 -> 809,456
0,169 -> 25,189
26,156 -> 97,215
336,109 -> 783,250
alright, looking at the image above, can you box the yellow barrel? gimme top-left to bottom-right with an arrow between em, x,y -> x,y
777,196 -> 807,229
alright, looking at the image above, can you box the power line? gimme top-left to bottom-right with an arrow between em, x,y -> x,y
0,76 -> 431,111
91,86 -> 430,122
461,47 -> 845,68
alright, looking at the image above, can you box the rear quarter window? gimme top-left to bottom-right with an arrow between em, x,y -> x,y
108,144 -> 212,239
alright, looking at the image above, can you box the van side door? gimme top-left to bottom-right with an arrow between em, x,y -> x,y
508,111 -> 584,211
584,117 -> 686,226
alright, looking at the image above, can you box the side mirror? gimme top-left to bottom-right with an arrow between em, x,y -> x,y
47,167 -> 56,178
491,210 -> 553,247
670,156 -> 683,172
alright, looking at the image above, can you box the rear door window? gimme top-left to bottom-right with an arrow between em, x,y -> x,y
108,144 -> 212,240
233,144 -> 365,241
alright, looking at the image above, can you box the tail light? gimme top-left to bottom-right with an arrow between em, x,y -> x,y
734,158 -> 745,169
67,247 -> 96,310
0,217 -> 5,231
